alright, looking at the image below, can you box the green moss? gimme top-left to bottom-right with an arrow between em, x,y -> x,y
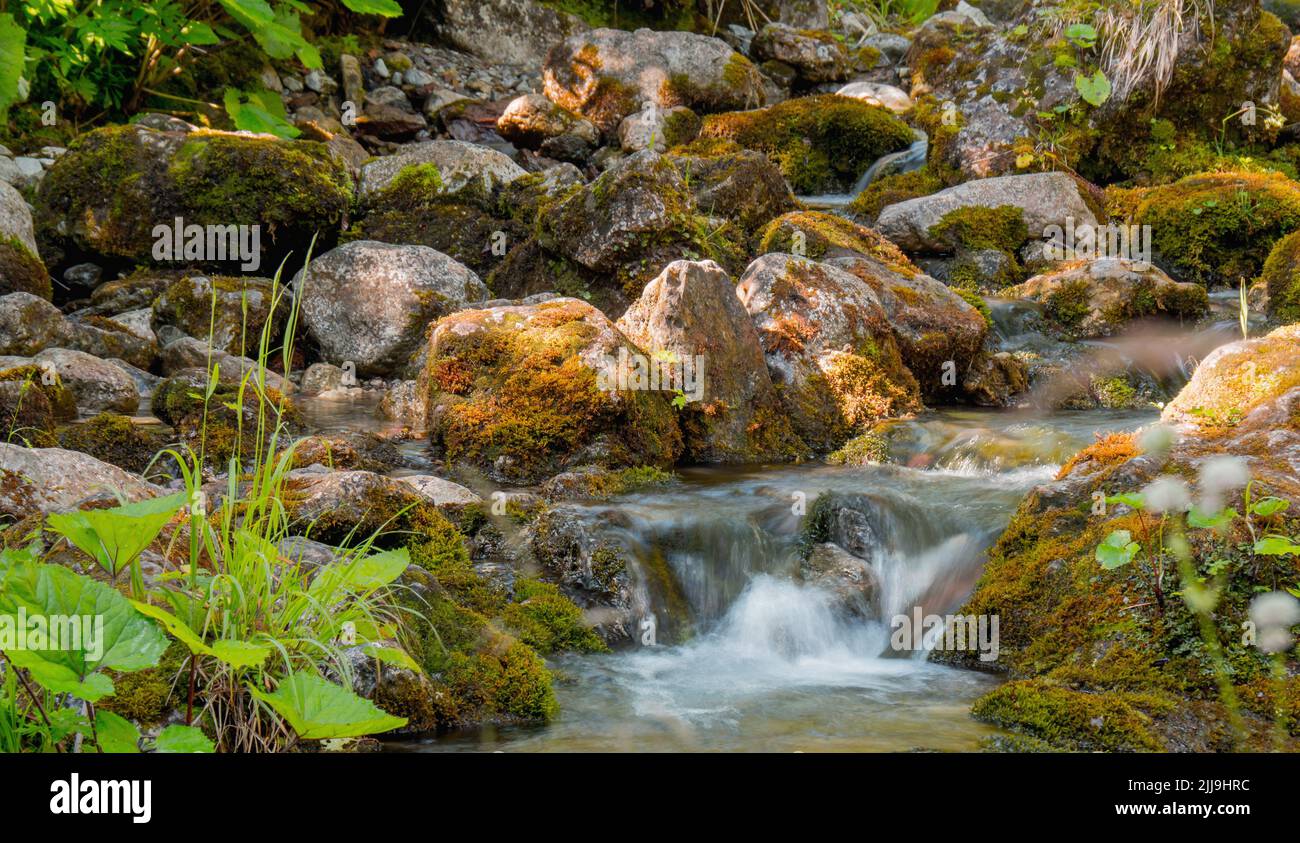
847,167 -> 945,223
972,679 -> 1167,751
99,641 -> 187,725
927,205 -> 1029,253
1136,171 -> 1300,286
0,236 -> 51,300
34,124 -> 353,265
153,275 -> 283,357
825,431 -> 888,466
1090,374 -> 1139,409
58,413 -> 164,475
426,300 -> 683,484
503,577 -> 607,655
1044,277 -> 1092,329
954,287 -> 993,327
756,211 -> 919,277
1259,229 -> 1300,323
699,95 -> 914,193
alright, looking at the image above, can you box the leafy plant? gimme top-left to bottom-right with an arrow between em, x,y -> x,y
223,87 -> 299,139
1075,69 -> 1112,107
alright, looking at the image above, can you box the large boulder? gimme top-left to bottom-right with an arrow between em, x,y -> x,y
543,28 -> 767,133
735,254 -> 922,450
0,444 -> 161,519
34,124 -> 353,269
419,297 -> 683,484
0,181 -> 49,299
826,254 -> 988,396
0,293 -> 155,369
296,241 -> 488,378
430,0 -> 589,68
1005,258 -> 1209,339
615,260 -> 804,462
30,348 -> 138,414
874,172 -> 1097,253
356,140 -> 527,205
665,149 -> 796,233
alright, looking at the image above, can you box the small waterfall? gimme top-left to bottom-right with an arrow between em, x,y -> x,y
798,130 -> 929,211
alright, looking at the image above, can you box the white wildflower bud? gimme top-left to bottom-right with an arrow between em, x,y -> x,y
1249,592 -> 1300,654
1197,455 -> 1250,513
1141,476 -> 1191,514
1137,423 -> 1175,457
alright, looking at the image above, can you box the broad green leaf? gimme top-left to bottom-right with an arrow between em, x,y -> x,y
180,21 -> 220,46
1253,535 -> 1300,557
130,599 -> 210,656
341,0 -> 404,15
0,14 -> 26,117
1075,70 -> 1111,107
224,87 -> 300,139
310,547 -> 410,598
1250,497 -> 1290,518
249,671 -> 407,739
1,563 -> 167,701
210,639 -> 271,669
1106,492 -> 1145,510
1187,506 -> 1237,530
1064,23 -> 1098,48
362,644 -> 422,674
154,724 -> 215,753
46,492 -> 186,577
94,710 -> 140,753
1096,529 -> 1140,569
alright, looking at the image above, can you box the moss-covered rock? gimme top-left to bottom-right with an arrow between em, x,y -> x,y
421,297 -> 683,484
57,412 -> 166,475
0,182 -> 50,300
699,95 -> 914,193
151,275 -> 284,356
615,259 -> 806,462
34,124 -> 352,269
543,28 -> 767,133
826,254 -> 988,400
664,149 -> 796,234
1005,258 -> 1209,339
756,211 -> 920,276
349,158 -> 530,278
151,369 -> 300,467
1258,228 -> 1300,323
945,325 -> 1300,750
1136,171 -> 1300,287
502,150 -> 746,313
736,253 -> 922,450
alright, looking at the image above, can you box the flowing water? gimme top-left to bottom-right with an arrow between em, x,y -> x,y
390,406 -> 1159,753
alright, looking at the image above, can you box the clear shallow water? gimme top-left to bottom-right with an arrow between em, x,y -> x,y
391,406 -> 1159,753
